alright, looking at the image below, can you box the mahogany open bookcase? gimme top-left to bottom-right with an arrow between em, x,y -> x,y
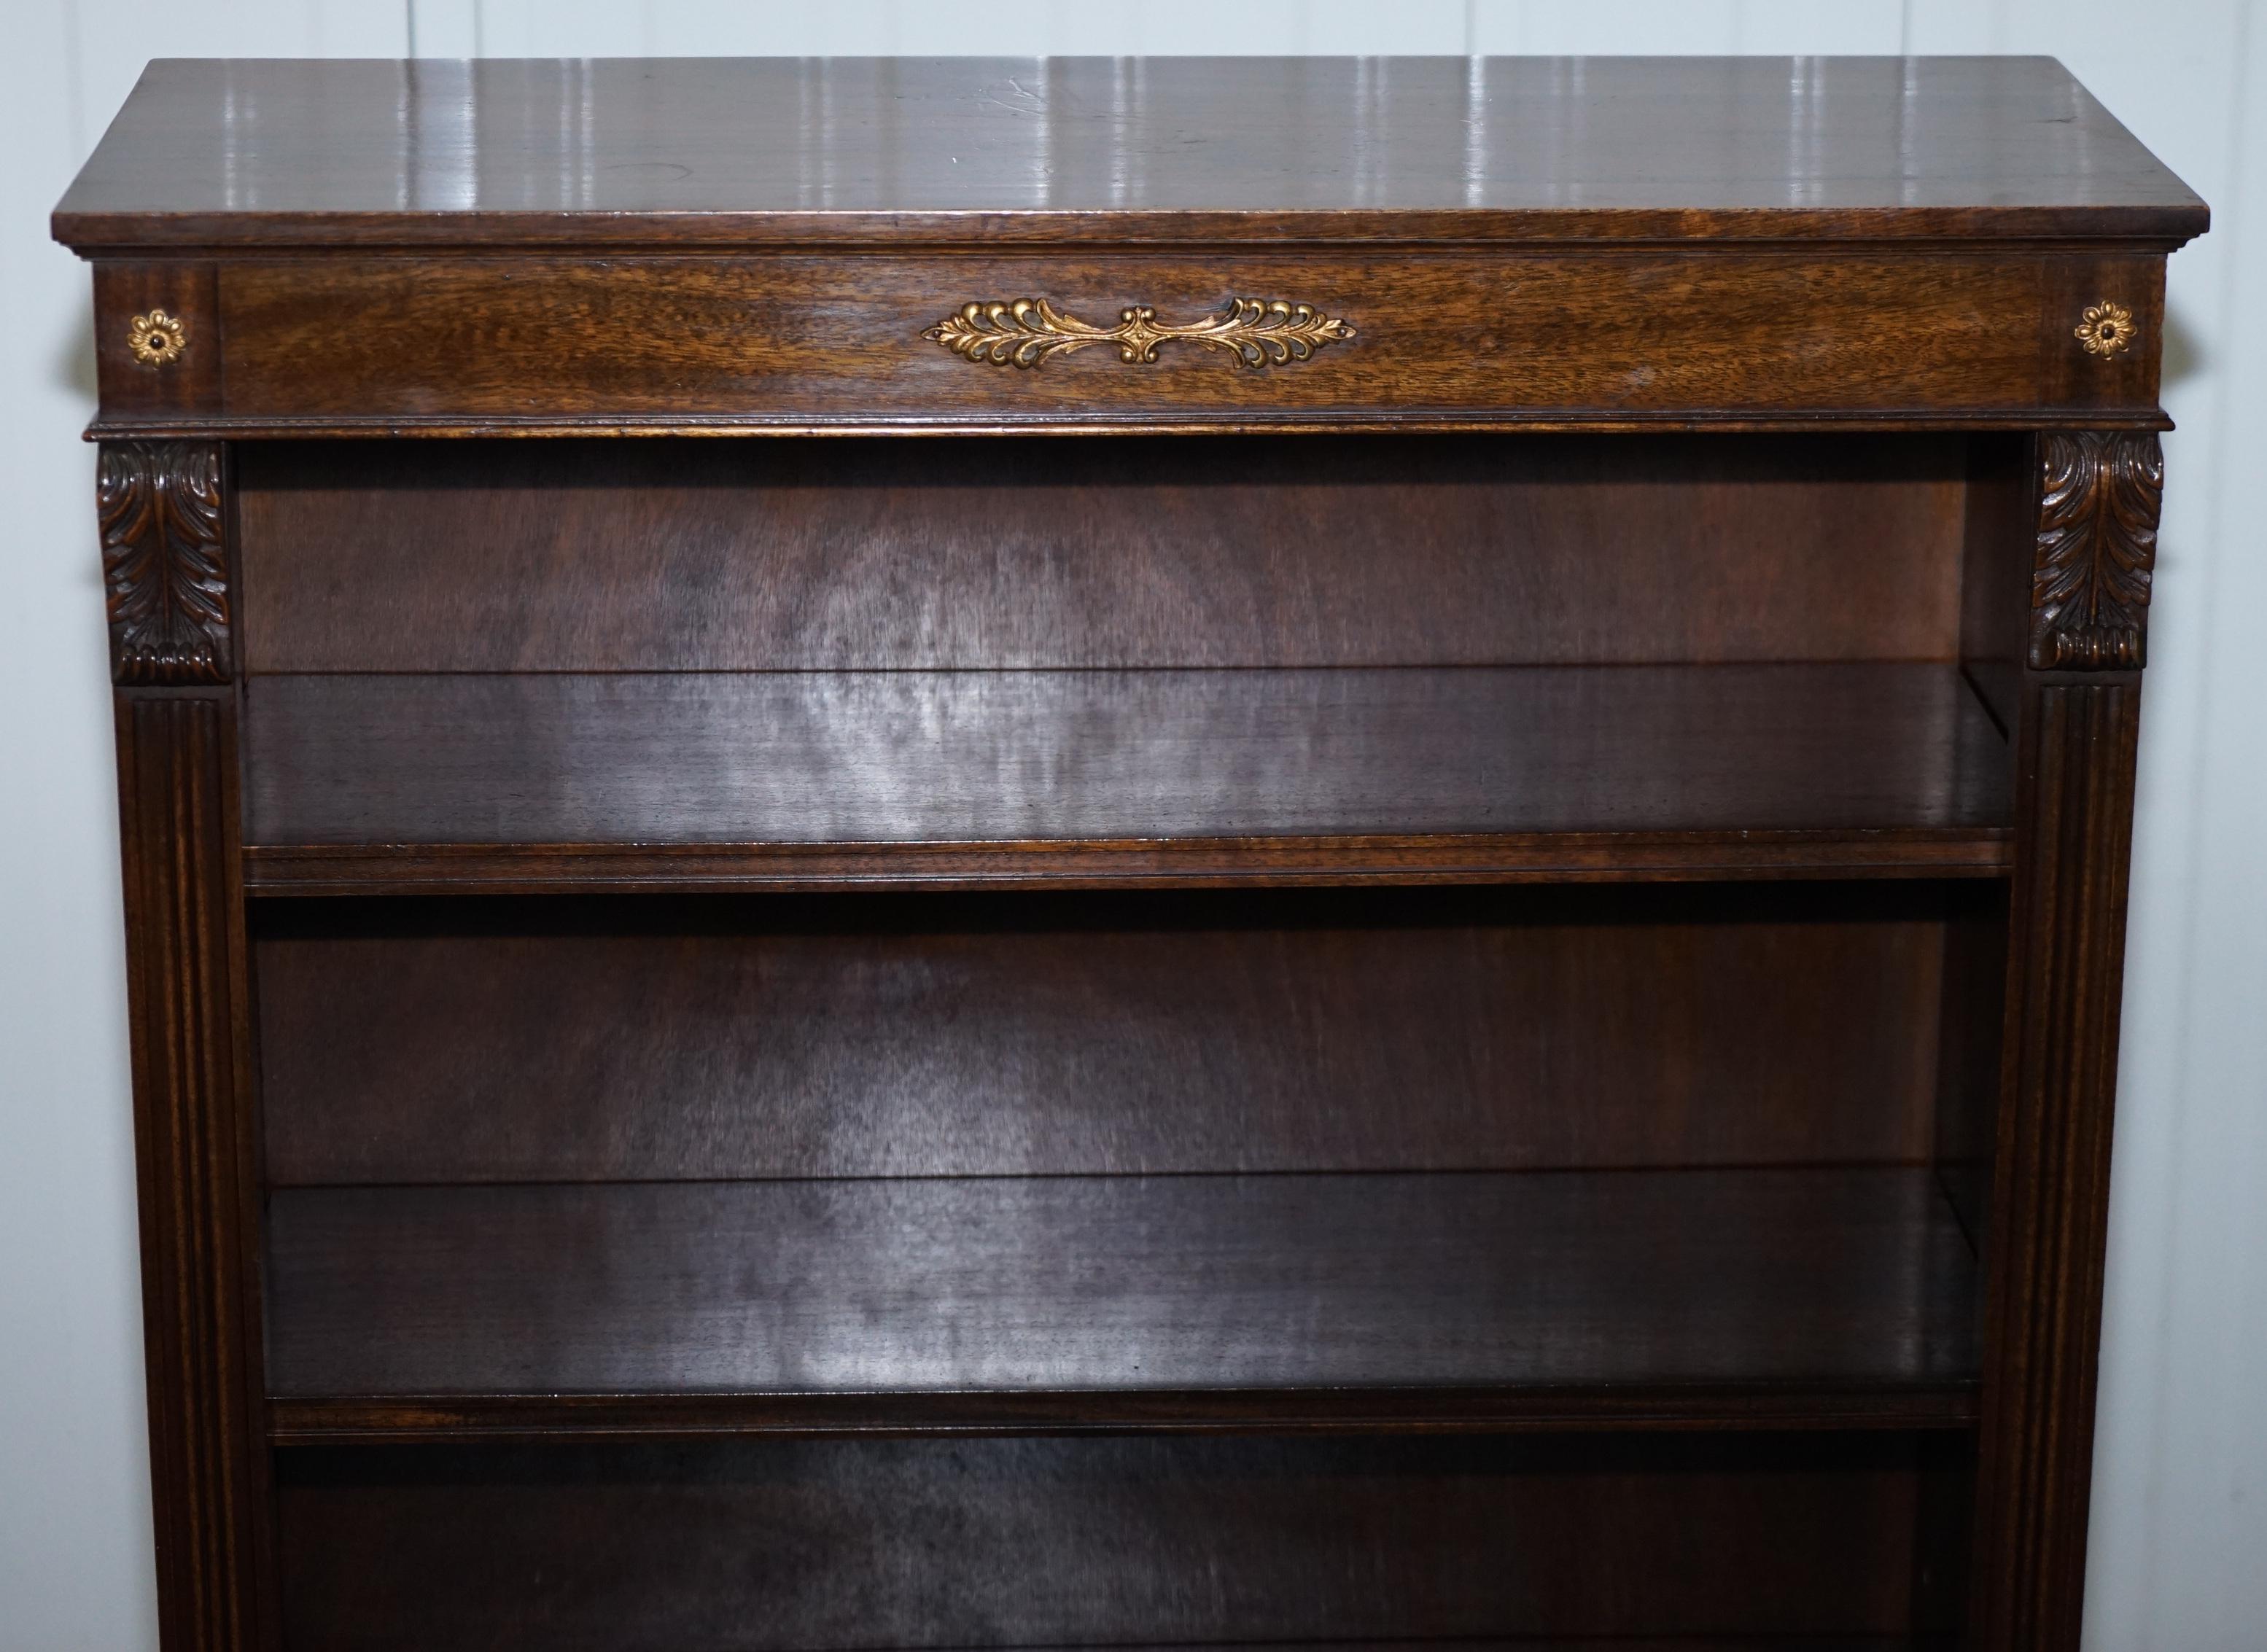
55,55 -> 2206,1652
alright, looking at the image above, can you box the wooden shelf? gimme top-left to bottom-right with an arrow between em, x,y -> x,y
242,662 -> 2010,892
265,1166 -> 1979,1441
249,1643 -> 1943,1652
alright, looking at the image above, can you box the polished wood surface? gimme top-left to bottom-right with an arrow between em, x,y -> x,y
113,691 -> 272,1652
58,60 -> 2197,437
239,663 -> 2009,849
254,887 -> 1959,1185
271,1387 -> 1978,1446
93,265 -> 219,421
264,1168 -> 1976,1406
171,248 -> 2160,432
55,57 -> 2204,249
244,835 -> 2015,894
273,1434 -> 1964,1649
235,435 -> 1972,674
58,51 -> 2198,1652
1975,677 -> 2146,1651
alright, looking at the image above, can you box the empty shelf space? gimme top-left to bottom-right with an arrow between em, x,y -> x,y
265,1166 -> 1979,1440
252,882 -> 1982,1188
275,1431 -> 1969,1648
241,661 -> 2011,890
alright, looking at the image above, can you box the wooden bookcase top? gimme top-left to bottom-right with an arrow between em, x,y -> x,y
55,55 -> 2206,251
58,58 -> 2201,437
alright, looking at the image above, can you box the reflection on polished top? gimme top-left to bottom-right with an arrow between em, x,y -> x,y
54,55 -> 2205,248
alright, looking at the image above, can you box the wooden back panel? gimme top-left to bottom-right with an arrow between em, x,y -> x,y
257,884 -> 1953,1185
234,435 -> 1969,672
275,1433 -> 1967,1650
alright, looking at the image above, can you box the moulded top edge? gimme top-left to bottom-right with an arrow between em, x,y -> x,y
53,56 -> 2209,254
80,410 -> 2179,442
51,207 -> 2211,255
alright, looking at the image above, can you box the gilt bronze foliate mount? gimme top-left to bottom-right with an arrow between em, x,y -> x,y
925,297 -> 1354,370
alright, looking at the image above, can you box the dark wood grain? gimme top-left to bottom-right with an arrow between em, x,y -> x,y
1961,432 -> 2166,1651
1932,886 -> 2011,1261
269,1386 -> 1978,1444
263,1167 -> 1978,1406
254,885 -> 1959,1185
92,263 -> 219,421
56,52 -> 2202,1652
238,663 -> 2010,851
2030,432 -> 2162,669
98,442 -> 230,685
234,434 -> 1972,672
1971,677 -> 2144,1652
96,409 -> 2179,441
1961,435 -> 2033,736
194,249 -> 2166,430
271,1433 -> 1961,1649
243,833 -> 2015,895
54,57 -> 2205,249
114,690 -> 273,1652
2037,254 -> 2168,416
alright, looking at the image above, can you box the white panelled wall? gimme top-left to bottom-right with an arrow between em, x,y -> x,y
1,4 -> 2259,1648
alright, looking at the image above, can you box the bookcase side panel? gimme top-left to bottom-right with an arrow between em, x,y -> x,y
1973,430 -> 2163,1652
102,440 -> 275,1652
